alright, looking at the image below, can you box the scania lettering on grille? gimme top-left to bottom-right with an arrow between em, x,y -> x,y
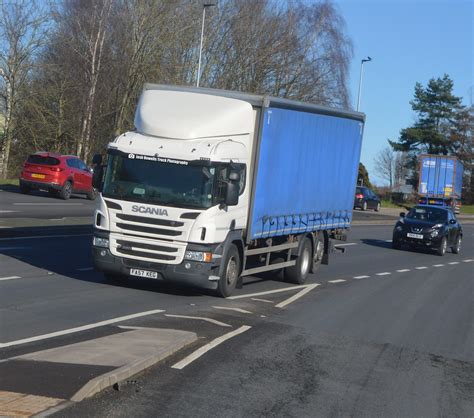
131,205 -> 168,216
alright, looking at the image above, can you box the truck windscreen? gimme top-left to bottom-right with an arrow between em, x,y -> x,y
102,153 -> 217,209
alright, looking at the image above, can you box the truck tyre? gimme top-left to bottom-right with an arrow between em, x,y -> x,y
87,187 -> 98,200
20,183 -> 30,194
312,233 -> 324,274
362,201 -> 368,211
216,244 -> 240,298
451,235 -> 461,254
59,181 -> 72,200
436,237 -> 447,256
285,237 -> 312,284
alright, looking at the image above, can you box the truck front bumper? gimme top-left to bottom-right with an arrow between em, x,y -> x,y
93,243 -> 221,291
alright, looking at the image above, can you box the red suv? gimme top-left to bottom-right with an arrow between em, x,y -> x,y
19,153 -> 97,200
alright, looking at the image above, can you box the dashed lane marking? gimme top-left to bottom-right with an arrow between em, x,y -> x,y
448,262 -> 460,265
172,325 -> 251,370
0,309 -> 165,348
353,275 -> 370,279
328,279 -> 346,284
415,266 -> 428,270
335,243 -> 357,247
275,283 -> 320,309
396,269 -> 410,273
227,284 -> 309,300
250,298 -> 274,304
376,272 -> 391,276
164,314 -> 231,328
0,276 -> 21,281
213,306 -> 252,314
433,264 -> 445,267
463,259 -> 473,262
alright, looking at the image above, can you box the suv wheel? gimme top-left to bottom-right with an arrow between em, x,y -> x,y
87,187 -> 98,200
59,181 -> 72,200
375,203 -> 381,212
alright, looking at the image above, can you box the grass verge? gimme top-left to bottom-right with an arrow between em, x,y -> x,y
0,178 -> 19,186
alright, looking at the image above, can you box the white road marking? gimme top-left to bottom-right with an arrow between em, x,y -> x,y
384,239 -> 392,242
0,234 -> 91,241
415,266 -> 428,270
13,203 -> 84,206
172,325 -> 252,370
433,264 -> 445,267
0,210 -> 17,213
328,279 -> 346,283
77,267 -> 94,271
275,283 -> 320,308
396,269 -> 410,273
0,276 -> 21,281
376,272 -> 391,276
48,218 -> 66,221
462,259 -> 473,263
212,306 -> 252,314
353,275 -> 370,279
227,284 -> 309,300
0,309 -> 165,348
250,298 -> 274,304
335,243 -> 357,247
165,314 -> 231,328
448,262 -> 459,265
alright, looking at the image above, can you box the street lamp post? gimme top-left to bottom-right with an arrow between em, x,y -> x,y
356,56 -> 372,111
197,2 -> 216,87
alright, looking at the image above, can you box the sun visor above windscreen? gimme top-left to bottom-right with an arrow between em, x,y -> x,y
134,89 -> 254,140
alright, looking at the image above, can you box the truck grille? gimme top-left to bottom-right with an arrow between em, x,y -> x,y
110,235 -> 186,265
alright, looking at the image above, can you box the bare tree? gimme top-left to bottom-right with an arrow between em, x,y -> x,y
394,151 -> 409,187
374,146 -> 394,188
0,0 -> 47,178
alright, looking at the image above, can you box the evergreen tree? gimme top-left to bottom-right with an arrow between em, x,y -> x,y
357,162 -> 372,188
389,74 -> 465,185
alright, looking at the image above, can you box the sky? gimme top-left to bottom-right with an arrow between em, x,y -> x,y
335,0 -> 473,185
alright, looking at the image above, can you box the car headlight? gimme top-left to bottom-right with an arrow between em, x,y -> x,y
93,236 -> 109,248
184,251 -> 212,263
430,230 -> 439,237
432,223 -> 443,229
395,225 -> 403,232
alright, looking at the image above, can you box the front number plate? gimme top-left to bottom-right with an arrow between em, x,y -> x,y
407,233 -> 423,239
130,269 -> 159,279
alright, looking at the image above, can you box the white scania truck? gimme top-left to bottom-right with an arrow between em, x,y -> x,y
92,84 -> 364,296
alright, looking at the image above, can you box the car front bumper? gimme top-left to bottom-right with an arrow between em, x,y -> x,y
393,230 -> 444,247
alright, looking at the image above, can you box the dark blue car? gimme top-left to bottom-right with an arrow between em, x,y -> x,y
392,205 -> 462,256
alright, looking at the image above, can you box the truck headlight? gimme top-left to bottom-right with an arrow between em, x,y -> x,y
184,251 -> 212,263
93,236 -> 109,248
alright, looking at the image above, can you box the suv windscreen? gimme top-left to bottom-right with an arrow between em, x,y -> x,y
27,155 -> 60,166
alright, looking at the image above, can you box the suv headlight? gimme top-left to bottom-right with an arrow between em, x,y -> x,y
93,236 -> 109,248
184,251 -> 212,262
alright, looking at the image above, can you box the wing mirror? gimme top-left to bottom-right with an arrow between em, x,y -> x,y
91,154 -> 104,190
225,182 -> 239,206
399,212 -> 405,217
449,219 -> 456,224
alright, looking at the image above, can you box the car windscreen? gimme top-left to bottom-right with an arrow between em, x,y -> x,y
27,155 -> 60,166
406,207 -> 447,223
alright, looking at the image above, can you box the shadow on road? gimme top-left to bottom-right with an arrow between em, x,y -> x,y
360,239 -> 393,249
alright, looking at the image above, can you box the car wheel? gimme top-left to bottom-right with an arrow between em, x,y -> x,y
216,244 -> 240,298
362,201 -> 368,211
19,183 -> 30,194
285,236 -> 312,284
375,203 -> 381,212
392,237 -> 401,250
87,187 -> 98,200
451,235 -> 461,254
59,181 -> 72,200
436,237 -> 447,256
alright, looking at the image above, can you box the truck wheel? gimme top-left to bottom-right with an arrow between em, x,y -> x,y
312,234 -> 324,274
216,244 -> 240,298
451,235 -> 461,254
87,187 -> 98,200
285,237 -> 311,284
362,201 -> 367,211
436,237 -> 447,256
59,181 -> 72,200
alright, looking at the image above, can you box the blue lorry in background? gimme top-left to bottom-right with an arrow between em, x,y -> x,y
418,154 -> 463,213
92,85 -> 365,296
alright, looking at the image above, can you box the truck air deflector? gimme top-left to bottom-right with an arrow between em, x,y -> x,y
249,107 -> 363,240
